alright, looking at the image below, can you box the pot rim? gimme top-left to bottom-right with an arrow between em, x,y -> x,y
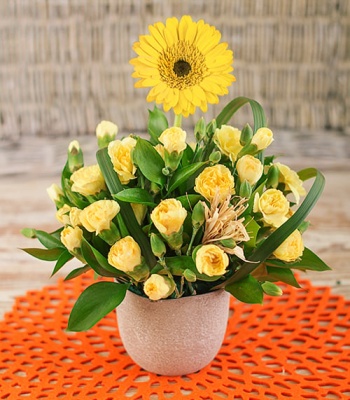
125,287 -> 229,304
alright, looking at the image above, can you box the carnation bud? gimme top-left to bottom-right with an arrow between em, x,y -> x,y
219,238 -> 236,249
150,233 -> 166,258
262,281 -> 283,296
239,180 -> 252,199
162,167 -> 170,176
150,182 -> 161,195
209,150 -> 221,164
194,117 -> 206,141
205,119 -> 217,140
183,269 -> 197,282
47,184 -> 65,208
266,165 -> 280,188
251,127 -> 274,151
68,140 -> 84,172
96,120 -> 118,148
192,201 -> 205,229
240,124 -> 253,146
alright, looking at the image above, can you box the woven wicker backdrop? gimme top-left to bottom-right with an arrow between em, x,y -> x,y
0,0 -> 349,140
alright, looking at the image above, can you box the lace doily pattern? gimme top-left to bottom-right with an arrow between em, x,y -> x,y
0,273 -> 349,399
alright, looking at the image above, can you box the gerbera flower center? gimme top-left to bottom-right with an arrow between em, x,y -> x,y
173,60 -> 191,77
158,41 -> 207,90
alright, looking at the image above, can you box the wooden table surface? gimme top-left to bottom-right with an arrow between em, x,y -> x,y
0,131 -> 349,319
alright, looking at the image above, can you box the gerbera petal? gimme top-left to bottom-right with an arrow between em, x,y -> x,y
164,17 -> 179,47
148,24 -> 167,49
138,36 -> 161,58
183,87 -> 193,103
178,15 -> 191,41
192,85 -> 206,106
196,26 -> 221,53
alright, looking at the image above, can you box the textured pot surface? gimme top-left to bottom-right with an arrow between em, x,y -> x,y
117,289 -> 230,376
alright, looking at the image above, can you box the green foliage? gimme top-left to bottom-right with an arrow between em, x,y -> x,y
67,281 -> 130,331
113,188 -> 156,207
81,239 -> 124,278
21,93 -> 331,332
133,138 -> 166,187
148,106 -> 168,144
21,247 -> 66,261
226,275 -> 263,304
266,247 -> 331,272
167,162 -> 206,194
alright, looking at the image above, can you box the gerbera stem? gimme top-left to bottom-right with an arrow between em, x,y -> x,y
174,113 -> 183,128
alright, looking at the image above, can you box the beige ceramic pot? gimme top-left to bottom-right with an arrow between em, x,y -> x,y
116,289 -> 230,376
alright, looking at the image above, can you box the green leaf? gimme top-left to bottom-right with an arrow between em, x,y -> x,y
164,256 -> 195,275
34,229 -> 65,249
148,106 -> 168,144
167,162 -> 206,193
298,168 -> 319,182
67,281 -> 130,331
81,239 -> 124,278
215,96 -> 267,133
244,216 -> 260,248
217,169 -> 326,287
133,138 -> 166,187
96,148 -> 157,268
266,247 -> 331,272
176,194 -> 203,210
225,275 -> 263,304
113,188 -> 156,207
181,144 -> 195,166
21,247 -> 66,261
64,265 -> 91,281
51,250 -> 73,276
264,266 -> 301,288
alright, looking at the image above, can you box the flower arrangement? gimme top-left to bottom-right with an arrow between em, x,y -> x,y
22,16 -> 330,332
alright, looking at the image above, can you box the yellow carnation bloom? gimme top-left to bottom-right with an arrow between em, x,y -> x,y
151,199 -> 187,236
194,164 -> 235,203
154,144 -> 165,160
273,230 -> 304,262
69,207 -> 82,227
80,200 -> 120,234
196,244 -> 229,277
214,125 -> 242,162
60,226 -> 83,253
236,155 -> 263,186
143,274 -> 175,301
70,165 -> 106,196
251,128 -> 274,151
108,236 -> 142,272
159,127 -> 187,154
108,137 -> 137,184
275,162 -> 306,204
56,204 -> 71,226
130,15 -> 235,117
47,184 -> 64,204
96,120 -> 118,139
254,189 -> 289,228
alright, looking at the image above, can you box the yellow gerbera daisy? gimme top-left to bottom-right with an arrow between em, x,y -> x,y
130,15 -> 235,117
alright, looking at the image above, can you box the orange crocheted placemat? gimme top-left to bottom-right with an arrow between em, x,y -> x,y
0,273 -> 349,400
